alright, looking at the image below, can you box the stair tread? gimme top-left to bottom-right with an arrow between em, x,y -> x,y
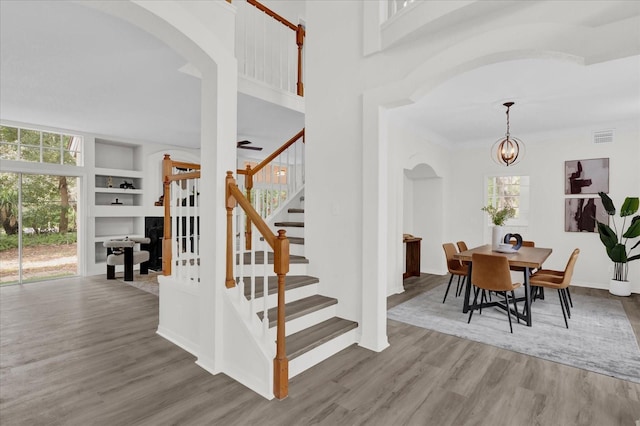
274,221 -> 304,227
286,317 -> 358,360
257,294 -> 337,327
242,275 -> 319,298
288,208 -> 304,214
259,236 -> 304,245
237,252 -> 308,265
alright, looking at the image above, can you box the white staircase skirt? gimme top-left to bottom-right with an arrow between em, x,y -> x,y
157,275 -> 200,357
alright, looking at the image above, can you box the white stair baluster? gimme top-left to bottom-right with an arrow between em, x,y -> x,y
250,223 -> 256,318
237,209 -> 245,302
186,178 -> 192,282
262,238 -> 269,339
194,177 -> 200,282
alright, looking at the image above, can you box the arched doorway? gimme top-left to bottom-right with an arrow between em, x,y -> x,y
403,163 -> 444,278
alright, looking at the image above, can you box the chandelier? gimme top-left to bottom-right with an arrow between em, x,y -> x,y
492,101 -> 524,166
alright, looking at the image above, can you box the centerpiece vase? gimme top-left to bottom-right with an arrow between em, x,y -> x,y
492,225 -> 504,250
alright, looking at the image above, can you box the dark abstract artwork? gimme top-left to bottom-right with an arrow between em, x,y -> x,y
565,158 -> 609,195
565,198 -> 608,232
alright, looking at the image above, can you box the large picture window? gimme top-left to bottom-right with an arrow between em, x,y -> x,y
486,176 -> 530,227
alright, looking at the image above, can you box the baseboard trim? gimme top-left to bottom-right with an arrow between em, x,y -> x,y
156,326 -> 199,357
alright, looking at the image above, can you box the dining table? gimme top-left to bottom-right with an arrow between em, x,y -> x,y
454,244 -> 552,327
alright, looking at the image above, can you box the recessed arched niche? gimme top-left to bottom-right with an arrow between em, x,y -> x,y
402,162 -> 444,278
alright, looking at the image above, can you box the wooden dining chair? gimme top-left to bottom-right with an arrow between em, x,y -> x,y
455,241 -> 470,296
468,253 -> 522,333
507,238 -> 537,275
529,248 -> 580,328
442,243 -> 467,304
508,238 -> 535,248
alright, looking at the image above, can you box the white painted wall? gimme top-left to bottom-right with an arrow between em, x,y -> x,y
305,2 -> 364,327
390,114 -> 640,293
447,121 -> 640,292
91,0 -> 239,378
305,0 -> 640,358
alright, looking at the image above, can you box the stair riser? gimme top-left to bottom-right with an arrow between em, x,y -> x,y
236,263 -> 308,277
289,328 -> 359,378
289,244 -> 305,257
286,212 -> 304,219
250,283 -> 319,312
268,305 -> 337,339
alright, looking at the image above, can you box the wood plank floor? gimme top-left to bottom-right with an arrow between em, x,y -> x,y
1,274 -> 639,425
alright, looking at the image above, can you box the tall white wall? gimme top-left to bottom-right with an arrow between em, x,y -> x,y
305,2 -> 364,328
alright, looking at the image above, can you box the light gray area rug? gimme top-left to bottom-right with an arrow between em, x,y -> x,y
388,283 -> 640,384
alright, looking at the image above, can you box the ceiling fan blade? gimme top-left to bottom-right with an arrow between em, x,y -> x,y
237,139 -> 263,150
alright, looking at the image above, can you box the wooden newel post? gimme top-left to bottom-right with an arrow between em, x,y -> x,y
273,229 -> 290,399
245,164 -> 253,250
296,24 -> 305,97
225,171 -> 237,289
162,154 -> 172,276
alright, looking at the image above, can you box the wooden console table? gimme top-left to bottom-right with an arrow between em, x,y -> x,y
403,235 -> 422,279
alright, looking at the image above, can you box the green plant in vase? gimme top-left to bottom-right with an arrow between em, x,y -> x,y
482,204 -> 516,250
481,204 -> 516,226
596,192 -> 640,296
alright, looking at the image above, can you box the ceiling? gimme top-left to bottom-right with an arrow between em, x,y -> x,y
1,1 -> 638,153
390,55 -> 640,146
0,1 -> 303,152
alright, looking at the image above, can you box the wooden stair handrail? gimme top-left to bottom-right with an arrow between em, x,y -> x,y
247,0 -> 296,30
247,128 -> 305,177
225,170 -> 290,399
227,180 -> 275,249
236,128 -> 304,251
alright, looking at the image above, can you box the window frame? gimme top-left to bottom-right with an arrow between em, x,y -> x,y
484,174 -> 530,228
0,125 -> 83,166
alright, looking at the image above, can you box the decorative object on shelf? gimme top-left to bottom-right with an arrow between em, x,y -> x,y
564,158 -> 609,195
596,192 -> 640,297
111,198 -> 123,205
482,203 -> 516,250
491,101 -> 525,166
120,180 -> 135,189
107,176 -> 113,188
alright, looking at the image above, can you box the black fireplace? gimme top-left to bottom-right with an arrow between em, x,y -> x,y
144,217 -> 164,271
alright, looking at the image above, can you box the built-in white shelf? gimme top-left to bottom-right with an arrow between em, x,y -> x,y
94,167 -> 144,179
95,187 -> 144,195
94,206 -> 144,217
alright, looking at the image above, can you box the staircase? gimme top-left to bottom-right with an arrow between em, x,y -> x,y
242,206 -> 359,379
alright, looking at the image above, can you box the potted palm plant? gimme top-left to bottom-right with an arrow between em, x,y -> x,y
596,192 -> 640,296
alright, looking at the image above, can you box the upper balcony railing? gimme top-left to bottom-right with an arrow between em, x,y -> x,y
235,0 -> 305,96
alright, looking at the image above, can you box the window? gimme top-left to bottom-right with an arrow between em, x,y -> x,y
0,125 -> 83,166
486,176 -> 530,226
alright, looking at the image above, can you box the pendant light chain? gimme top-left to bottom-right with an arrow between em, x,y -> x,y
491,101 -> 524,166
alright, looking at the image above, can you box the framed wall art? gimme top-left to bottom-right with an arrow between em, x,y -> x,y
564,197 -> 609,232
565,158 -> 609,195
